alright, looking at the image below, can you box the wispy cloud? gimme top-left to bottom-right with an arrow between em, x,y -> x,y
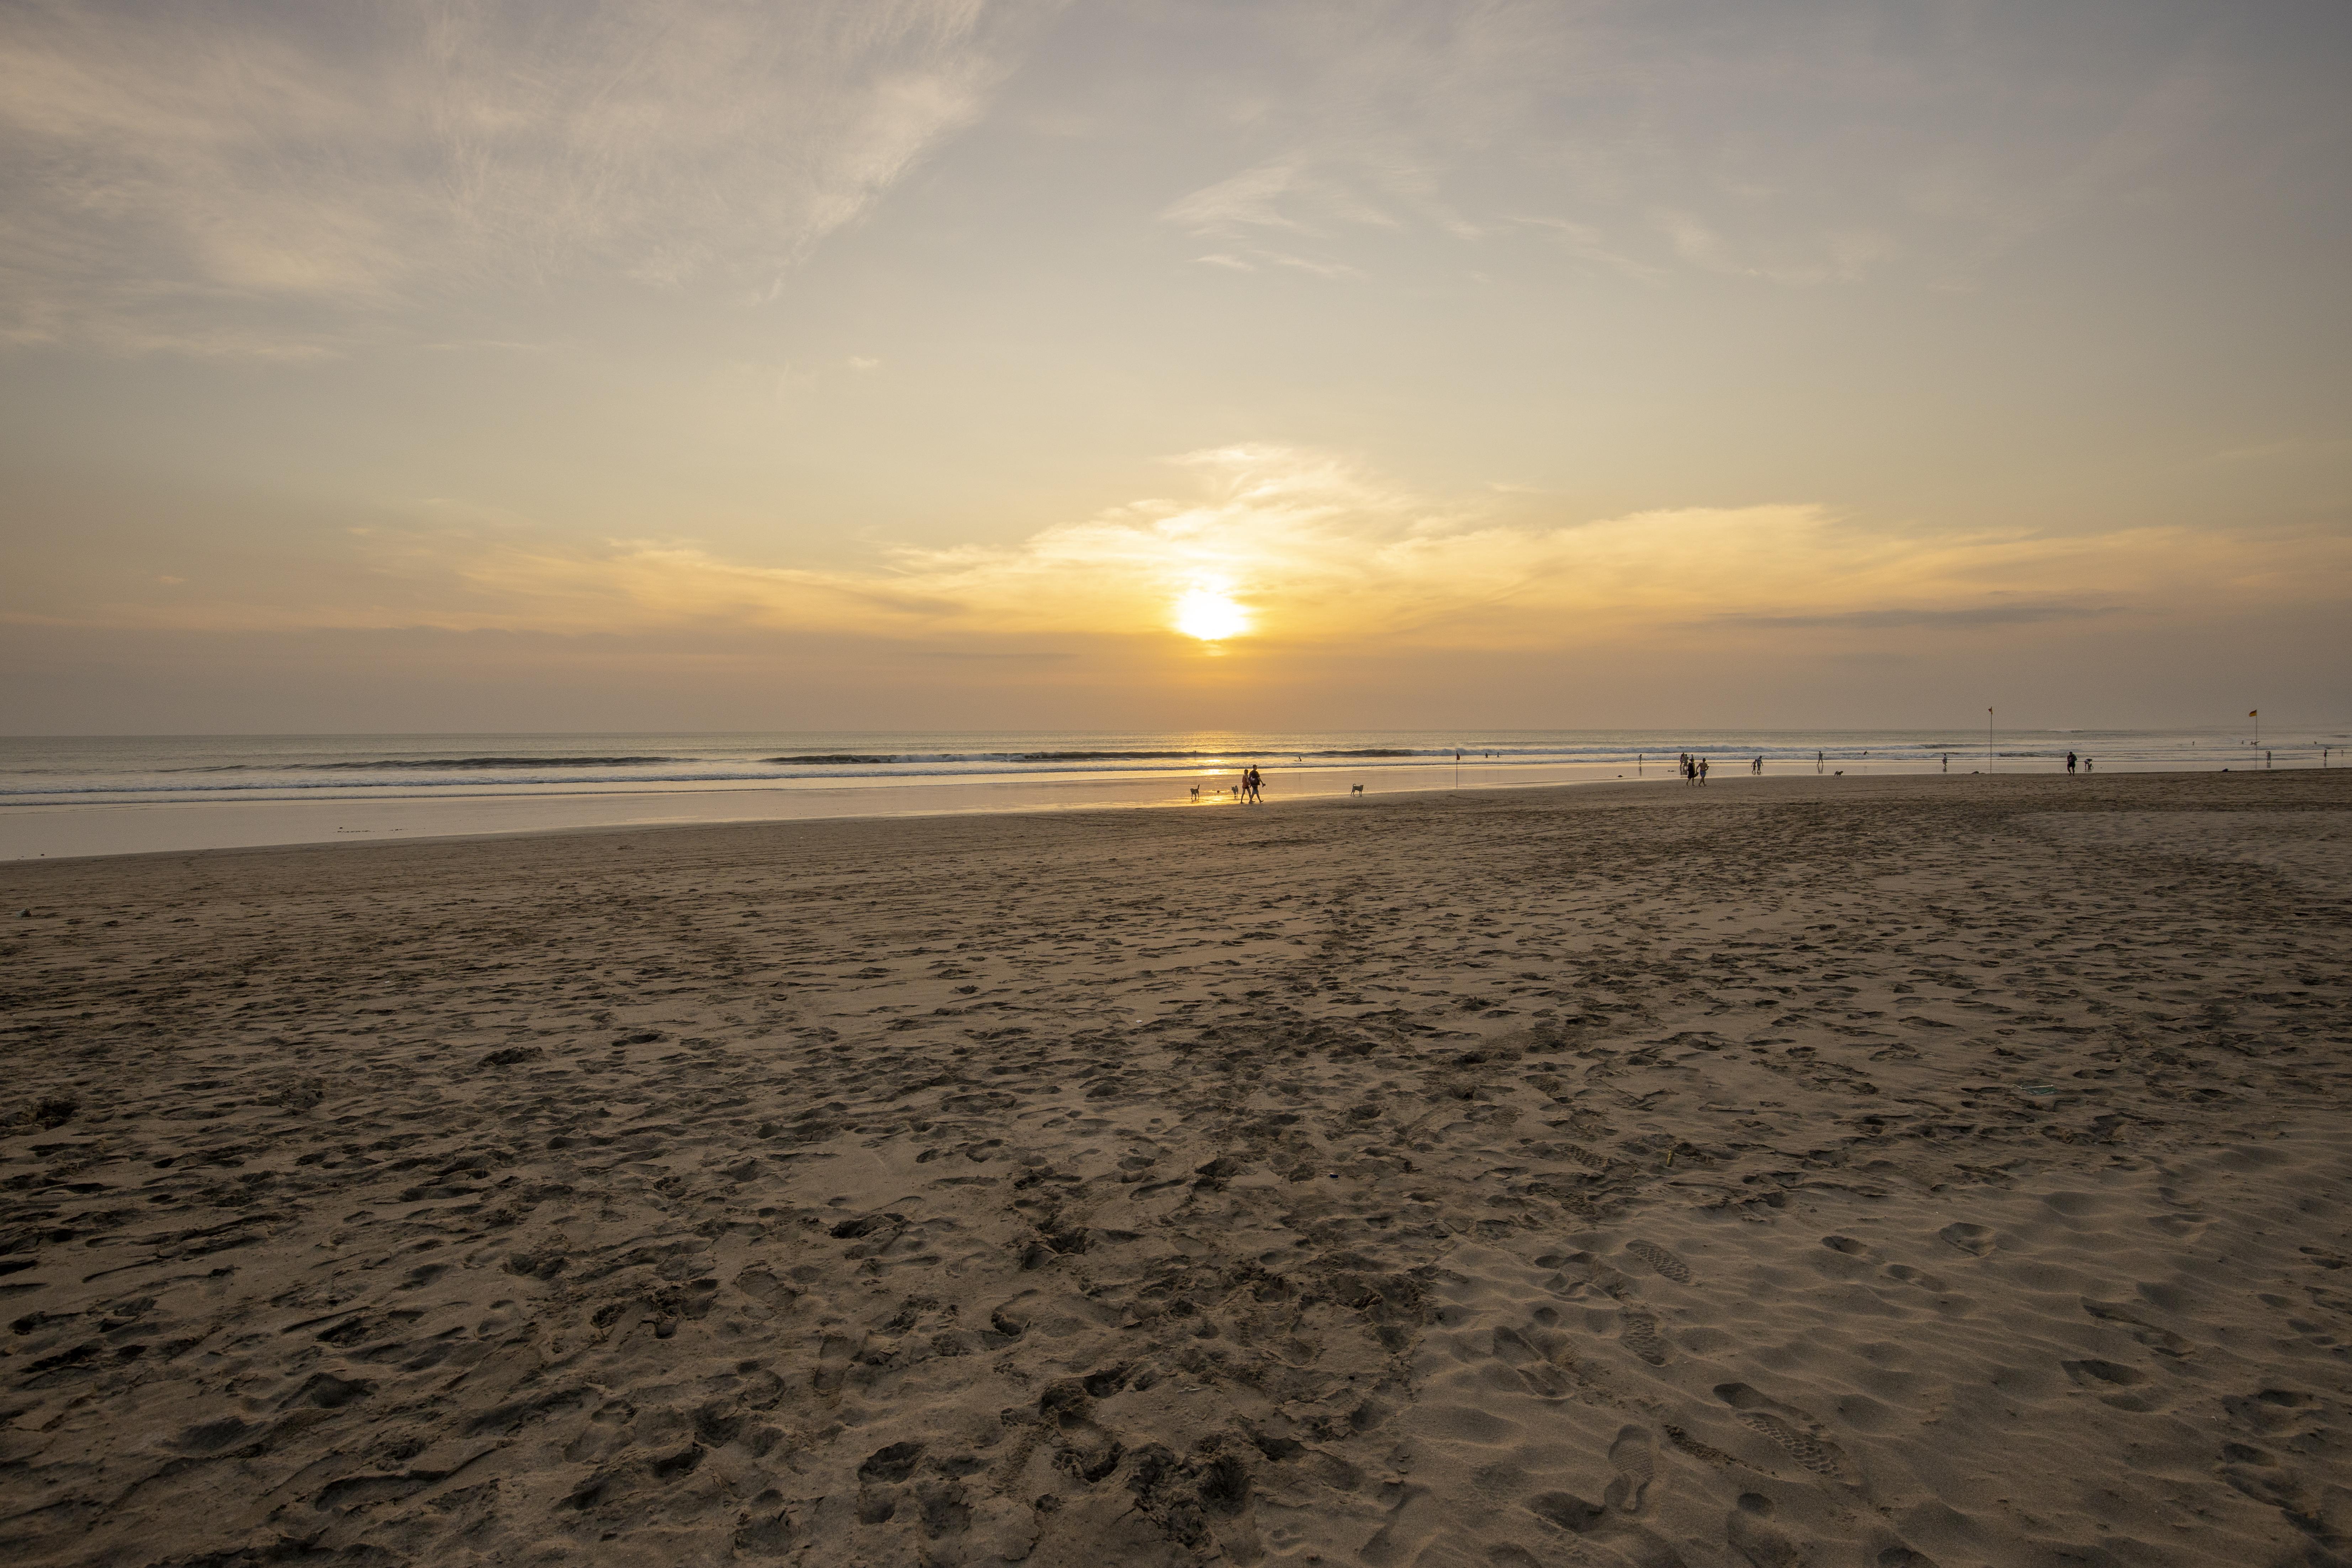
1149,0 -> 2247,291
1652,209 -> 1892,287
0,0 -> 1056,354
1918,50 -> 2221,290
1708,603 -> 2117,632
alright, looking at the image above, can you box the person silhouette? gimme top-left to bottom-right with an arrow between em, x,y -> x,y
2067,751 -> 2077,776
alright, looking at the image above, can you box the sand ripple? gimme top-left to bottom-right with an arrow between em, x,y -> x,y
2,771 -> 2348,1565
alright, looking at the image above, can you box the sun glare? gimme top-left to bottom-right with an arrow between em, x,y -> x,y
1172,586 -> 1250,641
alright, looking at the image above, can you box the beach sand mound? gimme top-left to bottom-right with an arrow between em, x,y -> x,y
2,769 -> 2348,1567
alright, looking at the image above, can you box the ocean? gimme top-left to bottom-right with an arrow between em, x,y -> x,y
0,726 -> 2338,861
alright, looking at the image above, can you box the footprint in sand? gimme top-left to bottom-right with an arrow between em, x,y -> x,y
1038,1380 -> 1122,1484
1490,1324 -> 1572,1397
1938,1222 -> 1995,1257
855,1440 -> 924,1524
730,1266 -> 799,1314
1602,1424 -> 1658,1518
2081,1299 -> 2197,1358
1664,1423 -> 1741,1467
1556,1250 -> 1639,1298
1626,1239 -> 1692,1283
812,1333 -> 856,1398
2222,1387 -> 2317,1433
1716,1383 -> 1853,1480
2061,1359 -> 2149,1390
1727,1493 -> 1801,1567
1881,1263 -> 1949,1292
1524,1489 -> 1603,1535
1618,1307 -> 1670,1366
1362,1483 -> 1447,1564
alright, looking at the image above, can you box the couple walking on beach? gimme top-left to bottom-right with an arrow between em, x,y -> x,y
1680,753 -> 1708,786
1240,765 -> 1264,803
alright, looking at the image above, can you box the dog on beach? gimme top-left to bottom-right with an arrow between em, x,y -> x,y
1350,783 -> 1364,796
1188,786 -> 1200,799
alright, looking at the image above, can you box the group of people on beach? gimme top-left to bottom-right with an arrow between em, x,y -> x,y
2066,752 -> 2095,775
1680,753 -> 1708,785
1240,765 -> 1264,802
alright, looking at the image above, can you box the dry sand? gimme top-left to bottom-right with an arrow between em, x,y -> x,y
3,770 -> 2349,1568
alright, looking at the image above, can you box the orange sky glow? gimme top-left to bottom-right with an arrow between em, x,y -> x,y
1,1 -> 2346,732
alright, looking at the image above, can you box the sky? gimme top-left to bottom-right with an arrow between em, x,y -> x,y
2,0 -> 2347,735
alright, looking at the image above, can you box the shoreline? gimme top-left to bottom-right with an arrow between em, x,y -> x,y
3,768 -> 2347,1566
2,763 -> 2333,869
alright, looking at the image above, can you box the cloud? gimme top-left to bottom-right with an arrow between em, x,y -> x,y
1148,0 -> 2251,292
1652,209 -> 1892,287
30,445 -> 2350,648
0,0 -> 1057,354
1163,160 -> 1319,234
1508,218 -> 1661,284
1161,156 -> 1410,278
1919,50 -> 2220,290
1707,603 -> 2118,631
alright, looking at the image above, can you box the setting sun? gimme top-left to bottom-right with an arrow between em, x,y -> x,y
1172,585 -> 1250,641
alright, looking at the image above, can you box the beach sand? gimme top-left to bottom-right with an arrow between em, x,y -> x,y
3,770 -> 2348,1568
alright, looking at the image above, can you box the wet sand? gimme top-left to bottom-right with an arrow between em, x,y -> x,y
0,756 -> 1935,865
3,770 -> 2349,1567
